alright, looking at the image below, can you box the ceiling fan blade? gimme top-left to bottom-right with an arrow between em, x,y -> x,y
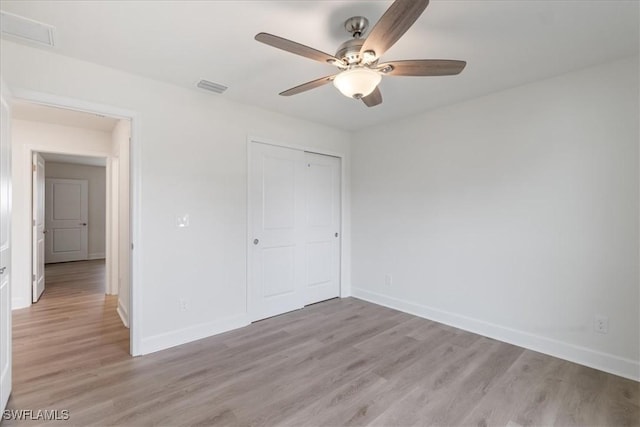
360,0 -> 430,59
379,59 -> 466,76
256,33 -> 341,65
362,87 -> 383,107
279,75 -> 336,96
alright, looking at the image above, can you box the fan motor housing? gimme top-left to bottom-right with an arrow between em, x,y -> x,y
336,39 -> 365,65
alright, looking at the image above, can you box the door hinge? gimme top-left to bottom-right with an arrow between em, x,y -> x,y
32,274 -> 35,282
131,243 -> 134,250
32,164 -> 36,172
33,219 -> 35,226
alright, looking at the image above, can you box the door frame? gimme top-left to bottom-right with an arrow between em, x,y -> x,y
10,88 -> 142,356
246,136 -> 349,321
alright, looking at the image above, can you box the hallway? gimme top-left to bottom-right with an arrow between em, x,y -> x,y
9,260 -> 129,413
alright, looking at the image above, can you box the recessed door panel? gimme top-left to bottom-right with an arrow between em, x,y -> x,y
262,246 -> 296,298
263,156 -> 296,230
52,228 -> 82,252
306,163 -> 334,227
53,183 -> 83,220
306,241 -> 332,286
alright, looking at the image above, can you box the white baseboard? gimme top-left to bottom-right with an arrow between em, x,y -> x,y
88,252 -> 105,260
117,299 -> 129,328
12,296 -> 30,310
352,287 -> 640,382
140,314 -> 250,355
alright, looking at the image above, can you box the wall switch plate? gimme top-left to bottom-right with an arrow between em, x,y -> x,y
176,214 -> 190,228
594,315 -> 609,334
385,274 -> 393,287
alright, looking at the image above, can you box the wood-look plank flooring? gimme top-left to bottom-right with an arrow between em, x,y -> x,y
6,260 -> 639,426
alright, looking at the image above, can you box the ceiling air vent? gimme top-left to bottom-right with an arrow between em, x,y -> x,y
196,79 -> 228,94
1,11 -> 55,47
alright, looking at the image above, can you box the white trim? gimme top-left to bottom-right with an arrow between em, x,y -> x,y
246,136 -> 348,322
10,88 -> 135,120
11,297 -> 28,310
105,160 -> 112,294
129,112 -> 142,356
247,135 -> 345,159
352,287 -> 640,382
117,299 -> 129,328
140,314 -> 250,355
106,157 -> 119,296
11,88 -> 141,356
88,252 -> 105,260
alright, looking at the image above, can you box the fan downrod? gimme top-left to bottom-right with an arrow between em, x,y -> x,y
344,16 -> 369,39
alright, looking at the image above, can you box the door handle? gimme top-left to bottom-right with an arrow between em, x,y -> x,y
0,267 -> 6,275
80,223 -> 87,226
253,239 -> 259,245
43,229 -> 47,234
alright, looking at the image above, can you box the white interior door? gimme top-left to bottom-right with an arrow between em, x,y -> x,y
250,142 -> 305,321
1,82 -> 13,412
32,153 -> 45,303
303,152 -> 341,305
44,178 -> 88,264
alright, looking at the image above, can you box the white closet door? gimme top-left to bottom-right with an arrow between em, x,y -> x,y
249,143 -> 305,321
303,152 -> 341,305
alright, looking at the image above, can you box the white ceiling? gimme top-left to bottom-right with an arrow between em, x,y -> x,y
1,1 -> 638,131
12,101 -> 119,132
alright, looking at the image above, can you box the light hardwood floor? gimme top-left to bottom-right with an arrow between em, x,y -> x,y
6,260 -> 639,426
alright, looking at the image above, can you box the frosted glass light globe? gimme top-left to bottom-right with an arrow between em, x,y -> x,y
333,68 -> 382,99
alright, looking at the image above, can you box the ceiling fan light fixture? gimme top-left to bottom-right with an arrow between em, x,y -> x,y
333,68 -> 382,99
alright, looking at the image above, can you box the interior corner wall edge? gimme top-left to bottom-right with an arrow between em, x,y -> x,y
0,40 -> 352,351
351,56 -> 640,381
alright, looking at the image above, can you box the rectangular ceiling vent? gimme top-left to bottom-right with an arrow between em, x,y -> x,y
1,11 -> 55,47
197,79 -> 228,94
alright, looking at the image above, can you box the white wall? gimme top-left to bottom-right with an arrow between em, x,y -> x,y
10,119 -> 113,308
45,162 -> 106,261
1,40 -> 352,354
351,56 -> 639,380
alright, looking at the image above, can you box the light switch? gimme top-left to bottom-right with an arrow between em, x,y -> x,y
176,214 -> 190,228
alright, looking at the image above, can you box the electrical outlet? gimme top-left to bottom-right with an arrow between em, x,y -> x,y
594,315 -> 609,334
179,298 -> 190,312
385,274 -> 393,287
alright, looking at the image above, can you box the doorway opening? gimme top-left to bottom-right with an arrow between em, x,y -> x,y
11,100 -> 133,355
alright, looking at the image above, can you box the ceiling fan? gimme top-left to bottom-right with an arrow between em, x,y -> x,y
255,0 -> 466,107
